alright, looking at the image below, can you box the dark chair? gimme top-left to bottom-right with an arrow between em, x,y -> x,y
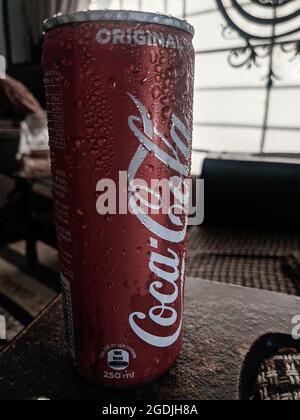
202,158 -> 300,231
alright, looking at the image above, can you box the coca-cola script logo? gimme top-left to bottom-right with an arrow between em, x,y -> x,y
127,93 -> 192,348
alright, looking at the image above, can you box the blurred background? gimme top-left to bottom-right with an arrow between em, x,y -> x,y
0,0 -> 300,348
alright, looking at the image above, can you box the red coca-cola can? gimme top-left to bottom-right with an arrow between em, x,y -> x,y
43,10 -> 195,387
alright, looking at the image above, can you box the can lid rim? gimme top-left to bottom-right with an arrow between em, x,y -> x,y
43,9 -> 194,37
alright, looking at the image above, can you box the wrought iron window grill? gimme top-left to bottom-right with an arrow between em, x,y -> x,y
195,0 -> 300,155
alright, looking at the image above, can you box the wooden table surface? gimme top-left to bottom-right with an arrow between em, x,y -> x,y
0,278 -> 299,400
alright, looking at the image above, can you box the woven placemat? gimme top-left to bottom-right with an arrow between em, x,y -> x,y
186,226 -> 300,296
253,353 -> 300,400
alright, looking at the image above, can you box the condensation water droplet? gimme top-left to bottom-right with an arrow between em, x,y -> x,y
97,137 -> 106,147
162,106 -> 172,120
105,215 -> 114,223
161,96 -> 169,106
108,78 -> 117,90
163,87 -> 170,96
75,139 -> 81,149
130,64 -> 140,73
152,86 -> 162,99
76,208 -> 84,216
164,78 -> 172,88
84,30 -> 92,40
146,164 -> 154,174
154,65 -> 163,74
137,247 -> 142,254
87,127 -> 95,136
150,50 -> 158,64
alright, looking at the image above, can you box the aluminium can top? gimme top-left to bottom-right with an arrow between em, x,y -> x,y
43,9 -> 194,38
